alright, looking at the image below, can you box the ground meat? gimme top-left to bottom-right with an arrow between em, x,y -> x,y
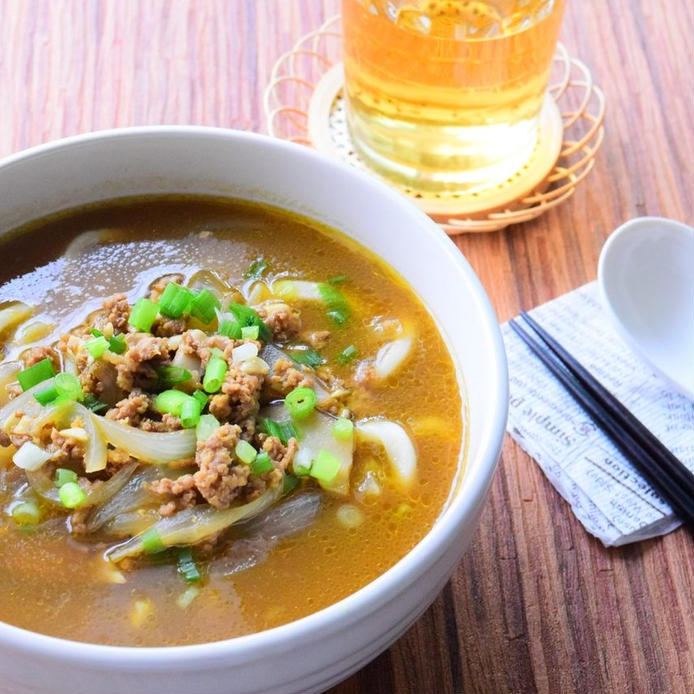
139,414 -> 182,432
258,303 -> 301,342
193,423 -> 249,509
208,364 -> 264,423
106,448 -> 137,471
179,329 -> 207,357
20,345 -> 60,371
148,274 -> 185,303
115,333 -> 170,391
69,507 -> 91,535
0,431 -> 11,447
92,293 -> 131,335
105,391 -> 150,426
198,335 -> 238,369
262,435 -> 298,472
151,315 -> 187,338
149,474 -> 198,516
303,330 -> 331,349
48,427 -> 86,462
267,357 -> 314,397
79,360 -> 124,405
237,415 -> 256,442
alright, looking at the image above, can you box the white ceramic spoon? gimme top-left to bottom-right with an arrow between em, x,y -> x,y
598,216 -> 694,401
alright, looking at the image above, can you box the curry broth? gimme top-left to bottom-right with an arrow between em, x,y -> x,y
0,197 -> 463,646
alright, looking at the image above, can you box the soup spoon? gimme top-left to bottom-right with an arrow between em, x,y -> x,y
598,216 -> 694,401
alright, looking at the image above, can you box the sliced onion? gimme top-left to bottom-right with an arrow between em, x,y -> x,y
107,486 -> 280,562
103,509 -> 161,537
82,462 -> 137,509
356,419 -> 417,489
0,377 -> 55,431
25,469 -> 61,505
373,336 -> 413,380
261,403 -> 353,496
87,466 -> 162,532
72,403 -> 108,473
259,344 -> 332,404
232,342 -> 258,364
92,414 -> 197,464
172,346 -> 202,375
240,356 -> 269,375
271,279 -> 322,301
0,301 -> 33,338
13,441 -> 52,470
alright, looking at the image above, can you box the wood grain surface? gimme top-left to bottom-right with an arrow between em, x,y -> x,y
1,1 -> 692,692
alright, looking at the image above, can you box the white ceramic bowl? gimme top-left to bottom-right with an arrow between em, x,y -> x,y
0,127 -> 508,694
598,216 -> 694,400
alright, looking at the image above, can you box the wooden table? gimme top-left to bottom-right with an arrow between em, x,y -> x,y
1,1 -> 692,691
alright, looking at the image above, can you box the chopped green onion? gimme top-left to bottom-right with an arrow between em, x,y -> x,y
337,344 -> 358,365
17,358 -> 56,392
250,450 -> 273,475
11,501 -> 41,526
202,357 -> 228,393
195,413 -> 220,442
91,329 -> 127,354
159,282 -> 194,319
310,449 -> 341,483
84,336 -> 109,359
235,439 -> 257,464
318,283 -> 351,326
327,309 -> 348,325
227,302 -> 271,341
34,384 -> 59,406
156,365 -> 192,386
293,447 -> 313,476
58,481 -> 87,509
154,389 -> 189,416
332,416 -> 354,441
83,393 -> 108,413
176,548 -> 201,583
288,348 -> 324,368
327,274 -> 348,284
190,289 -> 220,324
241,325 -> 259,340
55,372 -> 83,401
141,527 -> 166,554
54,468 -> 79,487
261,418 -> 297,445
180,396 -> 202,429
282,473 -> 300,494
243,257 -> 269,280
108,333 -> 127,354
192,390 -> 209,408
129,298 -> 159,332
218,320 -> 242,339
285,387 -> 317,420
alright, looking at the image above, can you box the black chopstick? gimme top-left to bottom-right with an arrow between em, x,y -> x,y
520,311 -> 694,491
509,318 -> 694,531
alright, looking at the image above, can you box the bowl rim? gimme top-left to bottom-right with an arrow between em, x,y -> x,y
0,125 -> 508,664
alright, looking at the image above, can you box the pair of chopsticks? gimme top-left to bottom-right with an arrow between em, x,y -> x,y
510,312 -> 694,532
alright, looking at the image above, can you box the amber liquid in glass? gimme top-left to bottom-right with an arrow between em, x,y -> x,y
342,0 -> 566,194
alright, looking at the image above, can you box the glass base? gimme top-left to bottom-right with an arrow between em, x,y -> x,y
345,105 -> 541,196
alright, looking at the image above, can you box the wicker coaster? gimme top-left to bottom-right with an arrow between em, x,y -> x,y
264,15 -> 605,234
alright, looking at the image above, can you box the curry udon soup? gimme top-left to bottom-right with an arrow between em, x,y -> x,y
0,197 -> 464,646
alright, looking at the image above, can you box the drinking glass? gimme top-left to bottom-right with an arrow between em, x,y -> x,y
342,0 -> 567,195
